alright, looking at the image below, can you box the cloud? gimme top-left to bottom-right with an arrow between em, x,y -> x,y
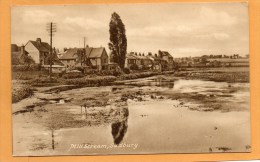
11,3 -> 248,57
62,17 -> 106,31
128,24 -> 189,38
176,25 -> 192,33
22,10 -> 54,24
213,33 -> 230,40
193,32 -> 230,41
175,48 -> 205,54
199,7 -> 237,26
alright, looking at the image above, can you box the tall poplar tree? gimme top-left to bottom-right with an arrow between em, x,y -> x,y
108,12 -> 127,69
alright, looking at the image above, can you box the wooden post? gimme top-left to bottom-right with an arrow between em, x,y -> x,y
52,129 -> 55,150
46,22 -> 57,78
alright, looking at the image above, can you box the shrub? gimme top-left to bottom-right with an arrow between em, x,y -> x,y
123,68 -> 130,74
64,76 -> 117,86
119,71 -> 160,80
62,72 -> 84,79
129,64 -> 139,70
12,86 -> 33,103
30,77 -> 59,86
12,64 -> 41,71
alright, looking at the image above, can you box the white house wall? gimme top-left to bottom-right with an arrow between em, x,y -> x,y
25,42 -> 40,63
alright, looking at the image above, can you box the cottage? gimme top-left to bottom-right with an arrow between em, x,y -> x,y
85,46 -> 109,70
59,48 -> 82,69
24,38 -> 51,64
125,53 -> 139,69
158,50 -> 174,70
11,44 -> 35,65
150,54 -> 163,71
125,52 -> 153,70
59,46 -> 109,71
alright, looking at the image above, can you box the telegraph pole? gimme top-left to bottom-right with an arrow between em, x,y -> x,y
83,37 -> 86,66
46,22 -> 57,77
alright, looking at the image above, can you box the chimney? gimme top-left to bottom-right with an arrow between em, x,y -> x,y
158,50 -> 162,58
155,54 -> 158,57
21,44 -> 25,55
36,38 -> 41,44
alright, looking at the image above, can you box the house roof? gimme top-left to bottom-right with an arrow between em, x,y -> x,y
27,40 -> 51,53
59,48 -> 81,60
60,47 -> 106,60
159,50 -> 173,58
11,44 -> 19,52
86,47 -> 105,58
126,53 -> 152,60
126,53 -> 138,59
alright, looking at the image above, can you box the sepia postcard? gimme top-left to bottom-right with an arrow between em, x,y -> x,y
11,2 -> 250,156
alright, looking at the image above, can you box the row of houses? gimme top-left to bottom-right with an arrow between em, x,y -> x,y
11,38 -> 175,72
174,55 -> 249,68
125,51 -> 175,71
59,46 -> 109,71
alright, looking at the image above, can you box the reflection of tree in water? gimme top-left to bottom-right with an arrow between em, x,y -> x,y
111,107 -> 129,145
154,78 -> 174,89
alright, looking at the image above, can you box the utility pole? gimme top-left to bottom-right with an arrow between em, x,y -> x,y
83,37 -> 86,66
46,22 -> 57,77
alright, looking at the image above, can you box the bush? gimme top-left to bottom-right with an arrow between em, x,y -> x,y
12,71 -> 49,80
130,64 -> 139,70
30,77 -> 59,86
123,68 -> 130,74
63,72 -> 84,79
84,69 -> 99,75
84,69 -> 124,76
119,71 -> 160,80
12,86 -> 33,103
64,76 -> 117,86
12,64 -> 41,71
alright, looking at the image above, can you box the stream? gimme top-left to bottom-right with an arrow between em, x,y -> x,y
12,78 -> 250,156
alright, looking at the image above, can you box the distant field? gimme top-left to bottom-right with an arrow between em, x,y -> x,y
184,67 -> 249,72
207,58 -> 249,63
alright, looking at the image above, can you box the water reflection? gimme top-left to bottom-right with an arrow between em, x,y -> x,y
153,78 -> 174,88
128,78 -> 175,89
111,107 -> 129,145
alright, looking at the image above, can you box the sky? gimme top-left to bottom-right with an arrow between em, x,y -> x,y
11,2 -> 249,57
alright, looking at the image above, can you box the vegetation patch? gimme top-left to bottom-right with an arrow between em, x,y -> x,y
175,70 -> 249,83
12,86 -> 34,103
64,76 -> 117,86
30,77 -> 60,87
118,71 -> 160,80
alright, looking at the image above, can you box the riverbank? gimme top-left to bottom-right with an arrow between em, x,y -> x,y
12,70 -> 175,103
12,67 -> 249,103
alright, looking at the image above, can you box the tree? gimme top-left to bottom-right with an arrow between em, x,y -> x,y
108,12 -> 127,69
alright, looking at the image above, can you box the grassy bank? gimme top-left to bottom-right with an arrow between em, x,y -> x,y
13,67 -> 248,104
